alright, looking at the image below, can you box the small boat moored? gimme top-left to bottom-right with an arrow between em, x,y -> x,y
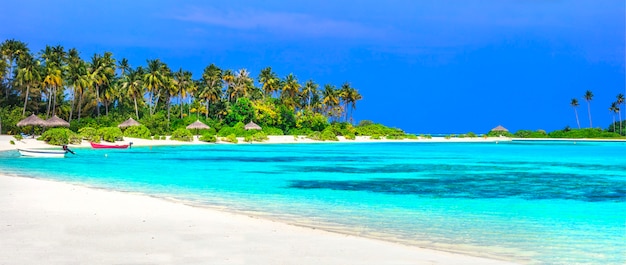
18,148 -> 68,158
90,142 -> 132,149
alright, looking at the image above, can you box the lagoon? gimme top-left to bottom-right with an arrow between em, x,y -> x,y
0,141 -> 624,264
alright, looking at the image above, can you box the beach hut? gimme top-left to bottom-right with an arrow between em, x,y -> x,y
186,120 -> 210,136
44,115 -> 70,128
17,114 -> 47,127
244,121 -> 262,130
491,125 -> 509,132
118,117 -> 141,128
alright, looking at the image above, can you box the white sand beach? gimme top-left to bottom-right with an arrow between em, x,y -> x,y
0,134 -> 511,152
0,134 -> 523,265
0,174 -> 519,265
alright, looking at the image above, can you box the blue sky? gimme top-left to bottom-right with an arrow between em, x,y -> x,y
2,0 -> 624,133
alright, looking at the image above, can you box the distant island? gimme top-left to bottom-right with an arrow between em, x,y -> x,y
0,39 -> 624,144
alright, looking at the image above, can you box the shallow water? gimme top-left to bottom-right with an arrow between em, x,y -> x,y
1,141 -> 624,264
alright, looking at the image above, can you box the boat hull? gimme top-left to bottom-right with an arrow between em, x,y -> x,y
90,142 -> 130,149
18,149 -> 67,158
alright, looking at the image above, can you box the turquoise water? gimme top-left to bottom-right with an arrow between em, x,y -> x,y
0,141 -> 624,264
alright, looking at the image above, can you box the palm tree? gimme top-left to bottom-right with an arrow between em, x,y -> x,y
301,80 -> 318,111
1,39 -> 29,100
339,82 -> 353,122
222,69 -> 235,102
258,66 -> 279,98
143,59 -> 165,116
617,93 -> 624,135
281,73 -> 301,110
16,53 -> 41,116
200,64 -> 222,119
584,90 -> 593,128
609,102 -> 619,132
570,98 -> 581,129
347,87 -> 362,124
117,58 -> 130,77
322,84 -> 340,120
233,68 -> 253,100
74,62 -> 92,122
121,67 -> 143,120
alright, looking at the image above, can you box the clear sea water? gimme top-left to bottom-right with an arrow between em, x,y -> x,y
0,141 -> 624,264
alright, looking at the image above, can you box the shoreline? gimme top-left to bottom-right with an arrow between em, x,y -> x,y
1,134 -> 624,153
0,173 -> 520,265
0,134 -> 514,152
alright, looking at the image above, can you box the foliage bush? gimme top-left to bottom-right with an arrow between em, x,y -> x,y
486,130 -> 514,137
405,134 -> 418,139
466,132 -> 477,138
547,128 -> 621,138
97,127 -> 124,142
123,125 -> 152,139
262,127 -> 284,135
39,128 -> 77,145
355,123 -> 405,137
222,134 -> 239,143
170,128 -> 193,142
514,130 -> 549,138
320,129 -> 339,141
10,140 -> 15,145
344,133 -> 356,140
13,134 -> 23,141
371,134 -> 381,140
199,133 -> 217,143
79,127 -> 98,140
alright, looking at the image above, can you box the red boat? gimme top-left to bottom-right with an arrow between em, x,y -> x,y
90,142 -> 132,149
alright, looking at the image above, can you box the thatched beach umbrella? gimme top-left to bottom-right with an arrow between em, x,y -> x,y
491,125 -> 509,132
44,115 -> 70,127
186,120 -> 210,130
244,121 -> 262,130
186,120 -> 210,136
118,117 -> 141,128
17,114 -> 47,127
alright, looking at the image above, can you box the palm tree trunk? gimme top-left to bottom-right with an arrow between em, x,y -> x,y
133,95 -> 139,120
95,84 -> 101,118
46,87 -> 52,118
587,102 -> 592,128
205,99 -> 209,119
180,93 -> 184,119
574,108 -> 580,129
22,85 -> 30,117
69,87 -> 75,122
167,97 -> 171,123
613,106 -> 622,135
77,92 -> 84,122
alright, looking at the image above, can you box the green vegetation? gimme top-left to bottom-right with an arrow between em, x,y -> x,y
123,125 -> 152,139
170,128 -> 193,142
97,127 -> 123,142
222,134 -> 238,143
38,128 -> 80,145
0,38 -> 369,144
199,133 -> 217,143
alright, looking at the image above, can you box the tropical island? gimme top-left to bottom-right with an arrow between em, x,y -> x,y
0,39 -> 624,145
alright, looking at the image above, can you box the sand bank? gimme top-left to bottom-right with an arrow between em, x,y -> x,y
0,174 -> 519,265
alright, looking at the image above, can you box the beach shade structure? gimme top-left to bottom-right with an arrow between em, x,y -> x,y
186,120 -> 210,130
491,125 -> 509,132
118,117 -> 141,128
17,114 -> 47,127
186,120 -> 210,137
44,115 -> 70,128
244,121 -> 262,131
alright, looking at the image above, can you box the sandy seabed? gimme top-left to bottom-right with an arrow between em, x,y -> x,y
0,135 -> 520,264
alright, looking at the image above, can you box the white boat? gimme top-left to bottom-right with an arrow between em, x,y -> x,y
17,148 -> 68,158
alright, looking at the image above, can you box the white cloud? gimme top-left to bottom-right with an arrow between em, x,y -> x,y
169,7 -> 390,40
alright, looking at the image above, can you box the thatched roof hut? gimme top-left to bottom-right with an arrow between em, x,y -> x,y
186,120 -> 210,130
118,117 -> 141,128
16,114 -> 47,127
44,115 -> 70,127
244,121 -> 262,130
491,125 -> 509,132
